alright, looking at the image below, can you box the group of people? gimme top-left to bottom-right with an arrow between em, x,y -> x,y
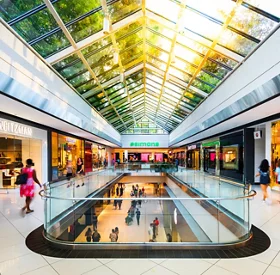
148,217 -> 160,242
130,184 -> 145,198
115,183 -> 125,197
85,227 -> 101,242
109,227 -> 119,242
66,157 -> 85,188
125,200 -> 141,226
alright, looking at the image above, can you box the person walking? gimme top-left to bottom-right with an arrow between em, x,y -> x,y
92,230 -> 101,242
76,157 -> 84,188
117,199 -> 122,210
20,159 -> 41,216
66,160 -> 73,188
116,185 -> 119,196
114,227 -> 119,241
154,217 -> 159,235
256,159 -> 271,203
120,185 -> 124,197
92,213 -> 98,229
114,198 -> 118,210
109,229 -> 117,242
148,223 -> 153,241
136,208 -> 141,225
274,160 -> 280,203
152,221 -> 156,241
85,227 -> 92,242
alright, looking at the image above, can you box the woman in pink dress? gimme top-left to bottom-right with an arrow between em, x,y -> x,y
20,159 -> 41,214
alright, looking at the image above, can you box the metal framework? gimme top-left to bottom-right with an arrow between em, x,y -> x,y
1,0 -> 279,133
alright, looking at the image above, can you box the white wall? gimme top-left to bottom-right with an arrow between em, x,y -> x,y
121,135 -> 169,148
0,21 -> 121,146
170,27 -> 280,146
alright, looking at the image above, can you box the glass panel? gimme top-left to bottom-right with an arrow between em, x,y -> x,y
169,66 -> 191,83
186,0 -> 235,22
60,60 -> 87,79
77,80 -> 98,94
87,44 -> 114,67
115,21 -> 142,40
147,18 -> 174,39
67,10 -> 103,42
118,29 -> 143,51
174,43 -> 203,65
32,31 -> 70,58
146,29 -> 172,52
69,70 -> 92,88
147,55 -> 167,71
146,44 -> 169,63
202,59 -> 229,79
12,8 -> 58,42
0,0 -> 43,21
230,4 -> 277,40
108,0 -> 142,23
218,29 -> 257,56
245,0 -> 280,18
53,54 -> 79,71
81,37 -> 111,56
182,9 -> 222,40
54,0 -> 101,23
208,51 -> 238,70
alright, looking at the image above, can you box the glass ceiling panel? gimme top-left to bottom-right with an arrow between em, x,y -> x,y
2,0 -> 279,134
67,10 -> 103,42
53,0 -> 101,23
245,0 -> 280,18
32,31 -> 70,58
186,0 -> 235,22
218,28 -> 257,56
108,0 -> 142,24
81,37 -> 112,56
12,8 -> 58,42
0,0 -> 43,21
230,4 -> 277,40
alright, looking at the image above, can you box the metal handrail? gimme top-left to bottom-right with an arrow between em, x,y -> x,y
39,189 -> 256,201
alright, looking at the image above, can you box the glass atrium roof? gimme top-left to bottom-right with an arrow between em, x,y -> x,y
1,0 -> 279,133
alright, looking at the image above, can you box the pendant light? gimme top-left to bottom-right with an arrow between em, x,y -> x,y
113,51 -> 119,64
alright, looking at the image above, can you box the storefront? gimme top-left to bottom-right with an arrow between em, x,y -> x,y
0,117 -> 48,188
202,140 -> 220,175
219,132 -> 244,182
51,132 -> 84,180
186,144 -> 201,169
85,141 -> 107,172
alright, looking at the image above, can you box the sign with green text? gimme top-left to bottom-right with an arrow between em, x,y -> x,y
130,142 -> 160,147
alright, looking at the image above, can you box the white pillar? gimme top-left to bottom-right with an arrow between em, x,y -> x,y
124,150 -> 128,161
265,122 -> 271,163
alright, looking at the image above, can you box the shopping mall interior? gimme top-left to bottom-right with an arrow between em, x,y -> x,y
1,0 -> 280,274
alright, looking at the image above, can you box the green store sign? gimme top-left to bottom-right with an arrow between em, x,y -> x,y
130,142 -> 160,147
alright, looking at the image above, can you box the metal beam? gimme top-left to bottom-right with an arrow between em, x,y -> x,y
43,0 -> 127,130
165,0 -> 244,129
46,10 -> 143,64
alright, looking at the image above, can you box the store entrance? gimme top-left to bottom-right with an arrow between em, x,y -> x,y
204,148 -> 216,174
0,135 -> 42,188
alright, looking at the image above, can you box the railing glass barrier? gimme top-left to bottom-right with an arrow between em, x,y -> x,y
41,167 -> 255,246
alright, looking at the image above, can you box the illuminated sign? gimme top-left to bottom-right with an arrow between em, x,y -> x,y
187,145 -> 197,150
66,137 -> 76,143
0,119 -> 32,137
130,142 -> 160,147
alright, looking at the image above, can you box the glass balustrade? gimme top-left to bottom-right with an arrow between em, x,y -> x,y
41,167 -> 255,246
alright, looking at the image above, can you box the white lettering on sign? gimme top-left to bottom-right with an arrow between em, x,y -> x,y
0,119 -> 33,137
187,145 -> 196,150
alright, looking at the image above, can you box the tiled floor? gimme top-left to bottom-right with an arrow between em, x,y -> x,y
1,182 -> 280,274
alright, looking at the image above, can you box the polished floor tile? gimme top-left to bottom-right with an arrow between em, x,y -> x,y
51,259 -> 102,275
160,259 -> 212,275
105,259 -> 157,275
203,265 -> 237,275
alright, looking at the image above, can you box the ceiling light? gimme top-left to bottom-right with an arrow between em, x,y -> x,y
103,15 -> 111,35
113,51 -> 119,64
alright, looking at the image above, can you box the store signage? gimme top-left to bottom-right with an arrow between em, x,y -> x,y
130,142 -> 160,147
202,140 -> 220,147
0,119 -> 32,137
66,137 -> 76,143
187,145 -> 197,150
254,130 -> 262,139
